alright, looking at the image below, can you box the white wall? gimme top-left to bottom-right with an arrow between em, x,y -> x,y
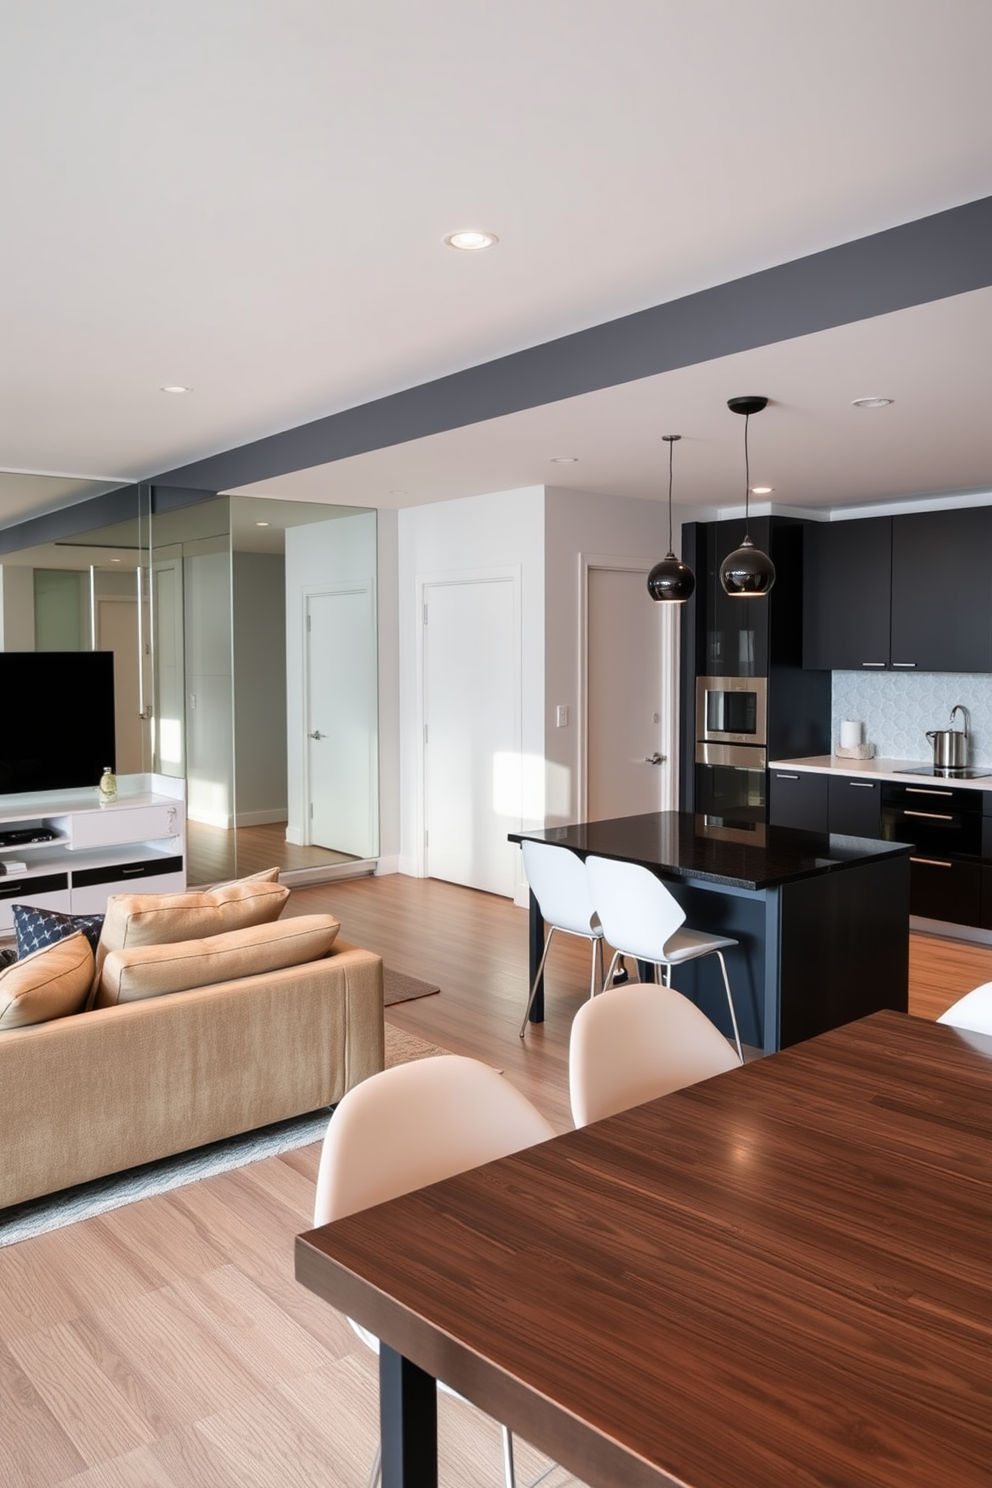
183,542 -> 234,828
375,508 -> 401,872
543,486 -> 671,825
0,566 -> 35,649
232,551 -> 287,826
284,510 -> 379,848
397,487 -> 545,886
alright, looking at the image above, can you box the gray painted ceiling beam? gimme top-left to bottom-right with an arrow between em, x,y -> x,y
157,194 -> 992,493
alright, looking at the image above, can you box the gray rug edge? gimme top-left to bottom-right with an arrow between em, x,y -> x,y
0,1107 -> 336,1248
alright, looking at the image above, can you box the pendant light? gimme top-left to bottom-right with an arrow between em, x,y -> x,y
647,434 -> 695,602
719,395 -> 776,597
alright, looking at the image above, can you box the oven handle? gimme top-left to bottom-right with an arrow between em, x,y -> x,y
904,809 -> 954,821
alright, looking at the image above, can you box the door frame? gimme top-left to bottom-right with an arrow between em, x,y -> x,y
415,565 -> 522,885
578,552 -> 680,819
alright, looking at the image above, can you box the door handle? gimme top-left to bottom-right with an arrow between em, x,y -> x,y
643,752 -> 665,765
308,730 -> 325,740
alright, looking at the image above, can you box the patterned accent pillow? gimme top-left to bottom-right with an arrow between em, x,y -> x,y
12,904 -> 106,960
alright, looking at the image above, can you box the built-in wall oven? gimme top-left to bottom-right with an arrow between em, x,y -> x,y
695,676 -> 768,823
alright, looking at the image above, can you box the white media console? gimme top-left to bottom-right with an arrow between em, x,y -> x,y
0,773 -> 186,935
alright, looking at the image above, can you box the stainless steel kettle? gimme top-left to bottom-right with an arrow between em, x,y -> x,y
927,704 -> 970,770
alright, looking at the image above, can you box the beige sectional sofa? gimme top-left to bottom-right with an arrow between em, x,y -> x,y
0,877 -> 384,1210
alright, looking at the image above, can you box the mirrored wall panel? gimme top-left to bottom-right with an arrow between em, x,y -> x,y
0,482 -> 379,887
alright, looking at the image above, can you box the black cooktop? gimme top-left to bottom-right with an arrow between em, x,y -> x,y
897,766 -> 992,780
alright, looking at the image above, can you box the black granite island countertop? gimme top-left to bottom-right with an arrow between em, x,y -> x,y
510,811 -> 911,1051
510,811 -> 912,892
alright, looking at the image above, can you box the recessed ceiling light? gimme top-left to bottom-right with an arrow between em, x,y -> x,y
750,486 -> 774,495
110,557 -> 122,563
160,385 -> 193,394
444,230 -> 498,251
254,521 -> 270,527
851,397 -> 893,409
550,456 -> 578,464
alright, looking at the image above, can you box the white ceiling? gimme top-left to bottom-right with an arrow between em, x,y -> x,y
2,1 -> 992,526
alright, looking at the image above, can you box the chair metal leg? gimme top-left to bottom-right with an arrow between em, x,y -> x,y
716,950 -> 744,1063
519,927 -> 556,1037
366,1441 -> 382,1488
501,1424 -> 517,1488
603,948 -> 623,990
588,936 -> 605,1001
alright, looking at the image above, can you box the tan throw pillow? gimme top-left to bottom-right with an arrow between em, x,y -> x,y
0,933 -> 94,1030
95,914 -> 340,1007
92,872 -> 289,995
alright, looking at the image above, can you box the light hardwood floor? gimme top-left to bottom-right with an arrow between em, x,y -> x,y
2,873 -> 989,1488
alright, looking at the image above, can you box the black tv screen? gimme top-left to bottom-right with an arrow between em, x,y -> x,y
0,651 -> 117,795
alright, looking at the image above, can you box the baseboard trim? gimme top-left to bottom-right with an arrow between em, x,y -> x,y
911,915 -> 992,947
280,860 -> 377,887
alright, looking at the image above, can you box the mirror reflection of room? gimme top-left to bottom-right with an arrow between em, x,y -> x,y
0,477 -> 380,888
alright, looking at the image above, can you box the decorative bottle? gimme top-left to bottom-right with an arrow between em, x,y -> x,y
98,766 -> 118,803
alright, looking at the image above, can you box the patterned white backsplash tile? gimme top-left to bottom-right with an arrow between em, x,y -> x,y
832,673 -> 992,766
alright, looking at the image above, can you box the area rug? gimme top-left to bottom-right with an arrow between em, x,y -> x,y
0,1022 -> 453,1248
383,966 -> 440,1006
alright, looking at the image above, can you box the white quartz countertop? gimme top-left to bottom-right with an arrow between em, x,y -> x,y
768,755 -> 992,790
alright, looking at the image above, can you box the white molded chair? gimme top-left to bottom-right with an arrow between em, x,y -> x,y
584,854 -> 744,1063
519,839 -> 605,1037
314,1055 -> 556,1488
937,982 -> 992,1036
569,980 -> 742,1127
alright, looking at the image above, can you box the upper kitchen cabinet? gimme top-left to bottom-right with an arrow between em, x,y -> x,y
803,506 -> 992,673
803,516 -> 892,671
890,506 -> 992,673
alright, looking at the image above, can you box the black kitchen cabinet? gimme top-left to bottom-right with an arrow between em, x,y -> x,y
828,775 -> 882,837
768,768 -> 829,831
803,516 -> 891,671
803,505 -> 992,673
890,506 -> 992,673
912,857 -> 982,926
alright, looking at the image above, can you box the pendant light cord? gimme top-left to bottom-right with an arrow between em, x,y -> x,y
743,411 -> 751,539
667,435 -> 674,553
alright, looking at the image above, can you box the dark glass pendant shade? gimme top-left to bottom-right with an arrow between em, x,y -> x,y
647,433 -> 694,603
648,551 -> 695,602
719,535 -> 776,596
720,395 -> 776,598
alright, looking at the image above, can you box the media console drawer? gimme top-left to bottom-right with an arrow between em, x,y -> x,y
59,803 -> 182,851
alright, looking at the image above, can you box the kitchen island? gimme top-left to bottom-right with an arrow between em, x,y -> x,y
511,812 -> 912,1052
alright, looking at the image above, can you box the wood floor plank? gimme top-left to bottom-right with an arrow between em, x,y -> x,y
8,1322 -> 156,1467
0,1336 -> 88,1488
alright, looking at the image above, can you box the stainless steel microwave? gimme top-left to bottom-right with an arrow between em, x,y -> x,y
696,675 -> 768,748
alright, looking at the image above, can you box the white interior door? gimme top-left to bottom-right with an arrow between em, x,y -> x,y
586,565 -> 675,819
306,586 -> 378,858
423,577 -> 519,897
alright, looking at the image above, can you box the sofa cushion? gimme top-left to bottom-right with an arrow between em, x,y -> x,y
92,870 -> 289,997
0,933 -> 94,1030
95,913 -> 341,1007
13,903 -> 105,959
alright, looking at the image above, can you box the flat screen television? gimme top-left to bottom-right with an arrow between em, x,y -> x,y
0,651 -> 117,796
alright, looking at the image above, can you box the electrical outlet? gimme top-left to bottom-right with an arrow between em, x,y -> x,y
556,705 -> 569,727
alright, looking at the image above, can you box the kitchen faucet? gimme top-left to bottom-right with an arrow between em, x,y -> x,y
950,704 -> 971,735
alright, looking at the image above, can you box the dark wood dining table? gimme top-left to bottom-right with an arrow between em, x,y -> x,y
296,1012 -> 992,1488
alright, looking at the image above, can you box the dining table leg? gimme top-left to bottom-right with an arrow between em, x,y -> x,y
379,1344 -> 438,1488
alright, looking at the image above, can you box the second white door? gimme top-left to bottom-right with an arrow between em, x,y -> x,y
586,564 -> 674,819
